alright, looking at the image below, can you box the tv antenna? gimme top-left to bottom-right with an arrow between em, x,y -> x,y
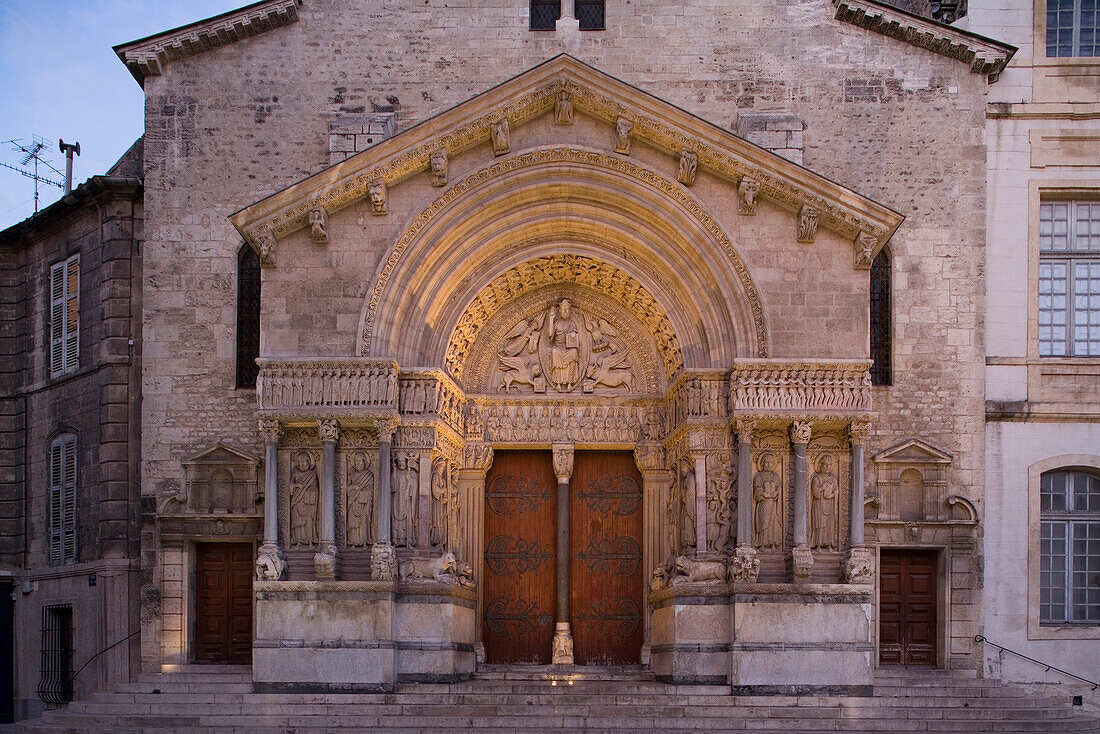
1,136 -> 65,214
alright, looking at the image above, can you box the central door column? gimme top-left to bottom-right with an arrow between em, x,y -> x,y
551,444 -> 574,665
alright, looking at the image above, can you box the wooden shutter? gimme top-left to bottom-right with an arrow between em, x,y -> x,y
49,435 -> 77,565
49,256 -> 79,377
63,257 -> 79,374
49,263 -> 65,377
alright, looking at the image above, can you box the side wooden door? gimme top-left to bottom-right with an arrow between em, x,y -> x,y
195,543 -> 254,664
570,451 -> 644,665
879,549 -> 938,666
482,451 -> 557,664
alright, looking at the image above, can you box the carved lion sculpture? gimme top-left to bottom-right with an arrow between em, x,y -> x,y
399,551 -> 457,582
671,555 -> 726,584
254,553 -> 285,581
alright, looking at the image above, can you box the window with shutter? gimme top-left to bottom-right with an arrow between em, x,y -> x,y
48,435 -> 77,566
49,255 -> 79,377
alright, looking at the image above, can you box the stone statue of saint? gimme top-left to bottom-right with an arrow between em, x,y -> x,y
679,462 -> 696,554
547,299 -> 581,391
392,453 -> 418,547
706,472 -> 732,554
430,459 -> 449,549
753,452 -> 783,549
289,451 -> 318,546
345,450 -> 373,547
810,454 -> 839,549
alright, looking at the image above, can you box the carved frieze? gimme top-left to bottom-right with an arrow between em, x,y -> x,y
677,150 -> 698,186
479,401 -> 647,444
729,359 -> 873,416
445,254 -> 684,383
398,372 -> 466,435
257,359 -> 399,414
668,372 -> 726,428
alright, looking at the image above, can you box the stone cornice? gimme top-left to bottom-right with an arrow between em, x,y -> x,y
113,0 -> 300,85
229,55 -> 904,262
833,0 -> 1016,81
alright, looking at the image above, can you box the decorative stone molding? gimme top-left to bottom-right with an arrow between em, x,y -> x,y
308,204 -> 329,244
677,150 -> 697,186
738,177 -> 760,215
367,179 -> 387,215
797,206 -> 819,244
614,117 -> 634,155
832,0 -> 1017,81
229,57 -> 903,280
729,360 -> 873,416
854,232 -> 876,270
552,444 -> 575,481
376,417 -> 398,444
113,0 -> 300,83
429,149 -> 448,187
257,359 -> 399,414
734,419 -> 756,444
445,254 -> 686,381
490,119 -> 510,155
871,439 -> 954,522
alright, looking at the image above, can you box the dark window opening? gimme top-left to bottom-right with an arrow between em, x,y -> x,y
577,0 -> 605,30
236,245 -> 261,389
870,249 -> 892,386
530,0 -> 560,30
37,605 -> 73,707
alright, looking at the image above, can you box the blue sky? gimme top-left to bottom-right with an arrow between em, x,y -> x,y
0,1 -> 245,229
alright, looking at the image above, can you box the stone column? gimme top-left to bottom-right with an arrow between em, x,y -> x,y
417,451 -> 433,551
634,443 -> 665,664
371,418 -> 398,580
551,443 -> 574,665
255,418 -> 286,580
790,421 -> 813,583
843,421 -> 874,584
693,453 -> 708,558
462,443 -> 493,663
315,419 -> 339,579
730,420 -> 759,582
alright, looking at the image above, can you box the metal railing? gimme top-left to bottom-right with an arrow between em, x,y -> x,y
975,634 -> 1098,691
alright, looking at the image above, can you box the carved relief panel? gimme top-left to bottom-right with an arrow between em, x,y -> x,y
751,429 -> 789,550
870,439 -> 953,523
343,448 -> 375,548
807,432 -> 849,551
278,427 -> 321,549
165,444 -> 261,516
706,450 -> 734,555
391,450 -> 420,549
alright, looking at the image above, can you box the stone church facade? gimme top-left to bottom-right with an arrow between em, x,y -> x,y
5,0 -> 1043,716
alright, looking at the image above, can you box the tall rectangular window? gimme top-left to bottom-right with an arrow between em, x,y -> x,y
49,255 -> 79,377
1040,470 -> 1100,624
1047,0 -> 1099,57
1039,200 -> 1100,356
530,0 -> 560,30
48,435 -> 77,566
236,245 -> 261,388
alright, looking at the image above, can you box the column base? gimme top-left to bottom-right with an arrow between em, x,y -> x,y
314,543 -> 337,579
842,545 -> 875,584
255,542 -> 286,580
729,544 -> 760,582
552,623 -> 574,665
371,542 -> 397,580
791,545 -> 814,583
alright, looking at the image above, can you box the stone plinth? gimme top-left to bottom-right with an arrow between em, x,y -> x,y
649,582 -> 873,693
253,580 -> 476,691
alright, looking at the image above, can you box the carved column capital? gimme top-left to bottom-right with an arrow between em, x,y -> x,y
848,421 -> 871,445
734,419 -> 756,444
854,231 -> 876,270
375,417 -> 398,443
258,417 -> 282,444
552,444 -> 574,482
632,443 -> 664,472
317,419 -> 340,443
464,443 -> 494,473
790,421 -> 813,445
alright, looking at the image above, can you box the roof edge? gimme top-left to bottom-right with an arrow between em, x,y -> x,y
833,0 -> 1017,81
113,0 -> 300,86
0,176 -> 143,247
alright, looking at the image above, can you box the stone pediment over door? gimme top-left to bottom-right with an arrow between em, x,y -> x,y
229,54 -> 904,379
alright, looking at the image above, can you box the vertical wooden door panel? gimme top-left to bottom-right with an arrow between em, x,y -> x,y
195,543 -> 253,664
482,451 -> 557,664
570,451 -> 644,665
879,549 -> 937,667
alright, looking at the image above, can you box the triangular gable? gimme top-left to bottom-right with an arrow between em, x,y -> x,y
229,54 -> 904,265
872,438 -> 954,465
182,443 -> 259,467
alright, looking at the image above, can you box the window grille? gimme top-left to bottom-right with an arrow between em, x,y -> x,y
49,255 -> 79,378
236,245 -> 261,388
870,249 -> 892,386
37,605 -> 73,707
1040,470 -> 1100,624
577,0 -> 605,30
530,0 -> 560,30
48,435 -> 77,566
1039,201 -> 1100,356
1047,0 -> 1099,57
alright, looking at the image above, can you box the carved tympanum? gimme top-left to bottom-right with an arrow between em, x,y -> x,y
496,299 -> 636,394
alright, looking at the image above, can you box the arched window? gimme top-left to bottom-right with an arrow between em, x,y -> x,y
236,245 -> 261,389
1040,469 -> 1100,624
870,248 -> 892,386
48,434 -> 77,566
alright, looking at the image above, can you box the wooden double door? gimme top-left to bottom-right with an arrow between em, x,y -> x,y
482,451 -> 644,665
879,549 -> 938,666
195,543 -> 254,664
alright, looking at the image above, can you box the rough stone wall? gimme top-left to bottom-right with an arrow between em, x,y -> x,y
138,0 -> 990,667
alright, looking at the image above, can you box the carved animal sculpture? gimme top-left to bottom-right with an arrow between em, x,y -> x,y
672,555 -> 726,584
584,350 -> 635,391
399,551 -> 458,582
498,354 -> 543,392
254,553 -> 285,581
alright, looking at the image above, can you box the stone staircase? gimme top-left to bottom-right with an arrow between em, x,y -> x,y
17,665 -> 1100,733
